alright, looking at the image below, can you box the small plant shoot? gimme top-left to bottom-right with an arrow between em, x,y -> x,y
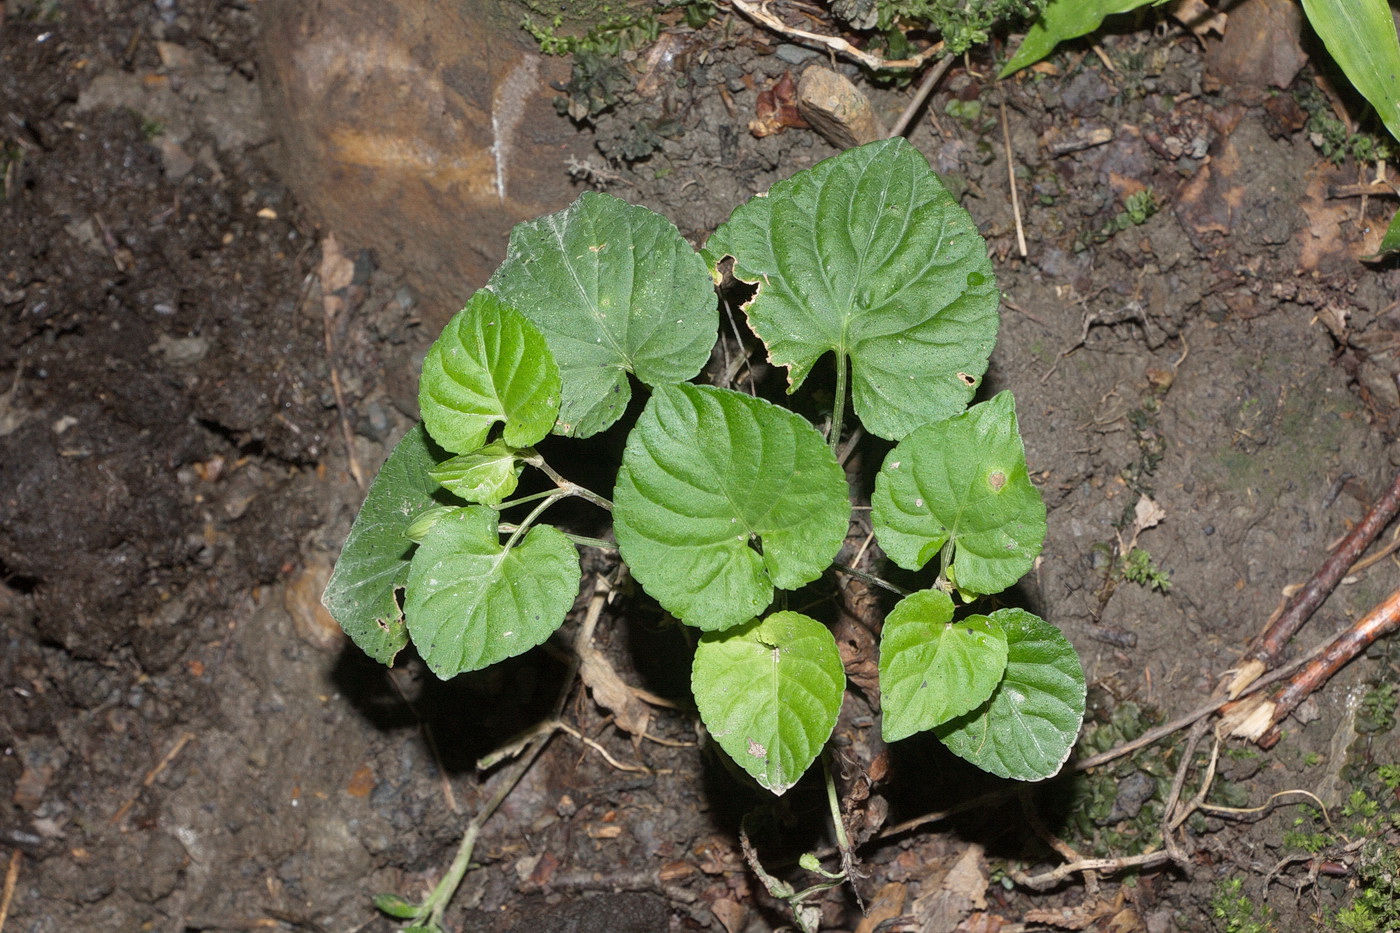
324,138 -> 1085,919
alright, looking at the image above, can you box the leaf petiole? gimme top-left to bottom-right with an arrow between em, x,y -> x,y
500,494 -> 564,554
498,526 -> 616,552
522,450 -> 614,511
828,350 -> 848,455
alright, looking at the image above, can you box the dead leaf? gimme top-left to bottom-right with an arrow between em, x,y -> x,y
318,232 -> 356,317
749,71 -> 808,138
1170,0 -> 1226,38
1175,107 -> 1246,239
711,897 -> 746,933
1297,163 -> 1382,272
577,635 -> 652,743
1131,496 -> 1165,540
943,843 -> 988,910
856,882 -> 907,933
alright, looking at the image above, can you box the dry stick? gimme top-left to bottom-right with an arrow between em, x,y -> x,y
1230,469 -> 1400,695
1072,654 -> 1309,772
886,55 -> 955,139
1253,585 -> 1400,749
723,0 -> 943,71
999,96 -> 1028,258
0,850 -> 19,933
110,731 -> 197,827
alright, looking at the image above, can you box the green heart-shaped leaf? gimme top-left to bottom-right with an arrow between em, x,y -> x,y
872,391 -> 1046,597
879,589 -> 1009,742
704,137 -> 999,441
427,440 -> 524,506
405,506 -> 580,679
614,384 -> 850,631
322,424 -> 444,665
934,609 -> 1085,781
487,191 -> 718,438
418,291 -> 561,455
692,612 -> 846,794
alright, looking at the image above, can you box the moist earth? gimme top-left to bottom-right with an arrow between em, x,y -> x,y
2,1 -> 1399,931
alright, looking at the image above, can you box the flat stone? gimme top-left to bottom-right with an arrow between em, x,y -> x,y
796,65 -> 884,149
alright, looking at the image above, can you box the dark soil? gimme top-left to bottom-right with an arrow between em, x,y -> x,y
3,1 -> 1400,931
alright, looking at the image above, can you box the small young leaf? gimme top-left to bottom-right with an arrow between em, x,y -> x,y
427,440 -> 525,506
879,589 -> 1009,742
704,137 -> 999,441
372,892 -> 421,919
404,505 -> 465,544
614,384 -> 850,631
934,609 -> 1086,781
405,506 -> 580,679
322,424 -> 444,665
999,0 -> 1163,78
487,191 -> 718,438
871,391 -> 1046,598
418,291 -> 561,455
692,612 -> 846,795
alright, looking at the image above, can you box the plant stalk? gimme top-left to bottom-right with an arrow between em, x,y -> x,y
829,351 -> 848,455
501,493 -> 564,553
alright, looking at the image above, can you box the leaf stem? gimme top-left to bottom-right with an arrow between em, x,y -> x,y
501,493 -> 563,553
821,748 -> 863,911
522,450 -> 614,511
498,526 -> 617,552
828,350 -> 849,455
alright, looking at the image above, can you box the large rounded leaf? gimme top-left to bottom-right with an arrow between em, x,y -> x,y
704,137 -> 999,441
487,191 -> 718,438
934,609 -> 1085,781
693,612 -> 846,795
322,424 -> 443,665
879,589 -> 1009,742
872,391 -> 1046,597
405,506 -> 580,679
614,384 -> 850,631
418,291 -> 561,455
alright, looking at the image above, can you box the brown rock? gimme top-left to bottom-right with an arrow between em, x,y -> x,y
796,65 -> 885,149
258,0 -> 588,327
1202,0 -> 1306,94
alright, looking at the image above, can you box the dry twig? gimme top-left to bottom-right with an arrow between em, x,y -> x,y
0,849 -> 20,933
1229,469 -> 1400,696
724,0 -> 943,71
110,732 -> 197,827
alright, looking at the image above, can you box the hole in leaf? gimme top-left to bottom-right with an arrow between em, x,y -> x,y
957,372 -> 976,386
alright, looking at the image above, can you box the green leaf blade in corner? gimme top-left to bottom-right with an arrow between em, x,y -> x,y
487,191 -> 719,438
704,137 -> 1000,441
871,391 -> 1046,598
404,506 -> 580,679
879,589 -> 1009,743
322,424 -> 444,665
999,0 -> 1163,78
418,291 -> 561,455
692,611 -> 846,795
1300,0 -> 1400,144
934,609 -> 1086,781
614,384 -> 851,631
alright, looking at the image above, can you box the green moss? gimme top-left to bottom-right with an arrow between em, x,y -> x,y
1122,547 -> 1171,593
838,0 -> 1047,56
1210,878 -> 1277,933
517,0 -> 658,55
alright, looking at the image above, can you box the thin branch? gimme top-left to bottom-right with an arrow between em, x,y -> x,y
723,0 -> 944,71
887,55 -> 955,138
